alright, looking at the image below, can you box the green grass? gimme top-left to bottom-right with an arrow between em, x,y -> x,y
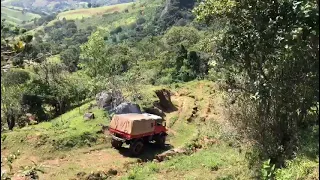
275,157 -> 319,180
74,0 -> 161,31
275,125 -> 319,180
28,2 -> 137,35
122,143 -> 252,180
1,6 -> 40,25
2,80 -> 317,179
57,3 -> 133,20
1,101 -> 108,153
169,117 -> 197,148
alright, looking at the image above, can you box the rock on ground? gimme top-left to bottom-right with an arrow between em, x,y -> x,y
83,113 -> 95,120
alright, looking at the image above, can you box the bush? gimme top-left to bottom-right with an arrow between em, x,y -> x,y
136,17 -> 146,25
175,18 -> 187,26
2,69 -> 30,86
128,22 -> 137,30
163,26 -> 200,48
118,33 -> 128,41
157,74 -> 173,85
110,26 -> 122,35
195,0 -> 319,169
12,57 -> 24,67
20,34 -> 33,43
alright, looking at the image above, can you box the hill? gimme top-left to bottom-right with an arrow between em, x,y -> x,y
1,0 -> 318,179
0,81 -> 252,179
2,80 -> 318,179
1,6 -> 41,25
56,2 -> 133,20
1,0 -> 135,14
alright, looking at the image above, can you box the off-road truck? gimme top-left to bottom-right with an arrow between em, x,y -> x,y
108,113 -> 167,156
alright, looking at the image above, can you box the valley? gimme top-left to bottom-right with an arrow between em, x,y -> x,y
1,0 -> 318,179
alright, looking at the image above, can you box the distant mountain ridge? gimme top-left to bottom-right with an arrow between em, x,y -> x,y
1,0 -> 135,14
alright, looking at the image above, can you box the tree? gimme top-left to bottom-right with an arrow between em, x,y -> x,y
186,51 -> 200,74
175,18 -> 187,26
60,46 -> 80,72
110,26 -> 122,35
20,34 -> 33,43
136,17 -> 146,25
195,0 -> 319,167
88,3 -> 92,8
80,29 -> 108,77
163,26 -> 200,48
28,62 -> 90,118
1,70 -> 30,130
175,44 -> 187,71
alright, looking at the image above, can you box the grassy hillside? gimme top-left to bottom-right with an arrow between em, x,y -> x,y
122,144 -> 250,180
1,6 -> 40,25
1,0 -> 135,14
7,80 -> 315,179
57,3 -> 133,20
1,0 -> 318,179
7,80 -> 314,180
1,81 -> 318,179
1,81 -> 254,179
24,2 -> 137,35
74,0 -> 160,32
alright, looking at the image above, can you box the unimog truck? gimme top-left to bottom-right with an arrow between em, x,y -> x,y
108,113 -> 167,156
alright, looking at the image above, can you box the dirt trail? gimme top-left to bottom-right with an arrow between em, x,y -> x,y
9,146 -> 136,180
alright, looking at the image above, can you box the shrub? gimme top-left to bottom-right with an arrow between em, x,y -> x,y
12,57 -> 24,67
110,26 -> 122,35
136,17 -> 146,25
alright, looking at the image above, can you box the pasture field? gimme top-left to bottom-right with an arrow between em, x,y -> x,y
57,3 -> 133,20
1,6 -> 40,25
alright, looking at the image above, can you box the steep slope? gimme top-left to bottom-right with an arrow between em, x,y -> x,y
1,81 -> 253,179
1,6 -> 41,25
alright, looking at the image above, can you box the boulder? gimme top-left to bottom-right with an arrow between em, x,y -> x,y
83,112 -> 95,120
109,102 -> 141,114
96,91 -> 112,109
143,106 -> 165,117
96,90 -> 125,111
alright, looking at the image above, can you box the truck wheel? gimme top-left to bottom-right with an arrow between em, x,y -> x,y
129,141 -> 144,156
156,135 -> 166,148
111,139 -> 123,149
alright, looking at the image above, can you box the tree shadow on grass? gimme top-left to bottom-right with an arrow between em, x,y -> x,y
117,143 -> 174,162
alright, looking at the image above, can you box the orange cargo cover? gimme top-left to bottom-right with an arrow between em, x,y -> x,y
109,113 -> 162,136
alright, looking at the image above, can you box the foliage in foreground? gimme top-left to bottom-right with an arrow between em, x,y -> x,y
194,0 -> 319,172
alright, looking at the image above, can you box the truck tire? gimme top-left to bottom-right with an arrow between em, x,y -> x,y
111,139 -> 123,149
155,135 -> 166,148
129,140 -> 144,156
